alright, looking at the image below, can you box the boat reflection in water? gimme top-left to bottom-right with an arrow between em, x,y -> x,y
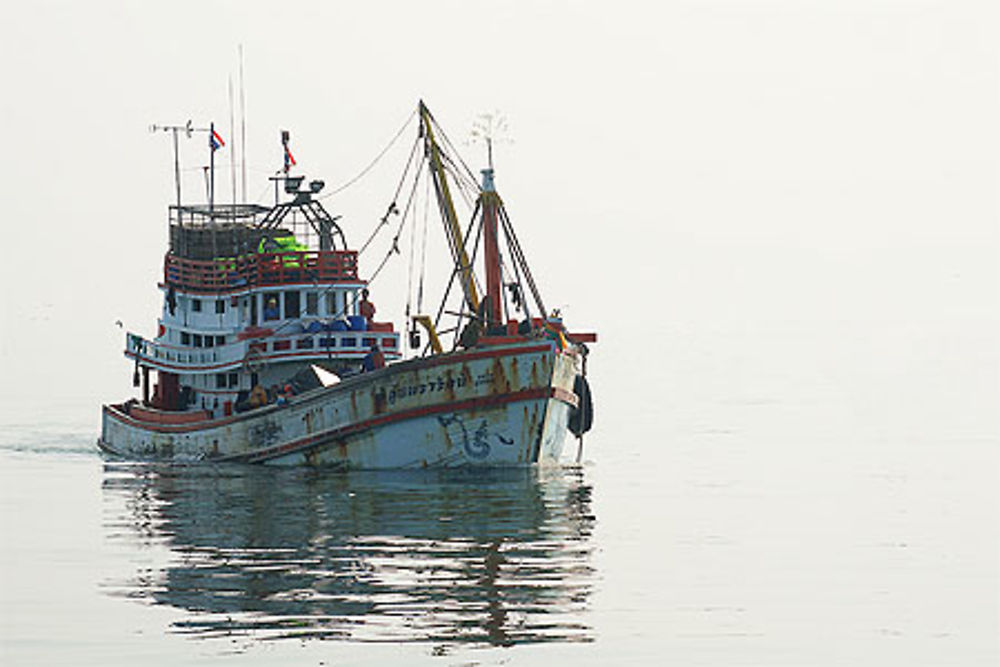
103,463 -> 596,646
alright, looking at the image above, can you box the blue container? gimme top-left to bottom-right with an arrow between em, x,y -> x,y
330,319 -> 349,332
348,315 -> 368,332
305,321 -> 324,333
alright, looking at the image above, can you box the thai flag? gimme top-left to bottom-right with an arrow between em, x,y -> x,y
210,128 -> 225,151
281,129 -> 296,172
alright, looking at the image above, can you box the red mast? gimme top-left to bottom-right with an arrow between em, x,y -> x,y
480,167 -> 503,325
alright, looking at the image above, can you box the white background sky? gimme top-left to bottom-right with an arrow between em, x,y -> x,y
0,0 -> 996,431
0,5 -> 997,663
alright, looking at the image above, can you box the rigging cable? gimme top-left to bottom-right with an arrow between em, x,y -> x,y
499,205 -> 546,317
405,163 -> 421,325
416,168 -> 431,316
319,108 -> 417,199
366,158 -> 426,284
358,134 -> 421,256
430,114 -> 481,193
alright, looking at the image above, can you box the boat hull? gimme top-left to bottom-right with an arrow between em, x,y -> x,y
99,340 -> 580,468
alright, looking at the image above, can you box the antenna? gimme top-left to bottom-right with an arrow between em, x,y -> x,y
468,110 -> 511,173
228,75 -> 237,209
150,120 -> 216,209
239,44 -> 248,204
150,120 -> 199,211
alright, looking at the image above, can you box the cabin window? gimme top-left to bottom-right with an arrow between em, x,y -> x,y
228,372 -> 238,388
193,334 -> 203,348
216,335 -> 226,346
284,291 -> 300,319
305,292 -> 318,316
205,335 -> 214,348
180,331 -> 191,346
215,299 -> 225,314
215,373 -> 227,389
263,294 -> 280,321
326,291 -> 340,317
297,337 -> 314,350
192,299 -> 202,312
250,295 -> 258,326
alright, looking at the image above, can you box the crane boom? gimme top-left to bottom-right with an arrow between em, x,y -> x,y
419,102 -> 480,314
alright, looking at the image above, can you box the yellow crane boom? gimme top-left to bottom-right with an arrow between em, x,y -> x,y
419,101 -> 480,314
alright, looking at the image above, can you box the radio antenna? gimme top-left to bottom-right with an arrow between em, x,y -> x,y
239,44 -> 248,204
151,120 -> 206,211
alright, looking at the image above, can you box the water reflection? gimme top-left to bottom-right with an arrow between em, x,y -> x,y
102,464 -> 596,646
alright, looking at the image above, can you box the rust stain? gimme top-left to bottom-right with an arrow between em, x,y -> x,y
521,404 -> 539,460
530,360 -> 539,388
443,369 -> 455,401
372,388 -> 387,415
490,357 -> 511,394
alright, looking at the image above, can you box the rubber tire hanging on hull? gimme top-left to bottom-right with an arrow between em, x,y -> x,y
568,374 -> 594,436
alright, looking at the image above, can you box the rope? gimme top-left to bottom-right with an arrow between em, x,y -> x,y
319,109 -> 417,199
417,171 -> 431,314
357,135 -> 421,256
366,158 -> 426,284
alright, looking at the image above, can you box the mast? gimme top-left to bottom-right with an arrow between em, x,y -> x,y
480,168 -> 503,325
419,101 -> 480,314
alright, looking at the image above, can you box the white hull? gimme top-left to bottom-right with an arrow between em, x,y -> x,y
100,340 -> 580,468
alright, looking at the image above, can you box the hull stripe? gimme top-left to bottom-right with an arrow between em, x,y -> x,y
105,342 -> 559,434
219,385 -> 576,464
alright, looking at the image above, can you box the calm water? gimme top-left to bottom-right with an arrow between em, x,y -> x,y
102,464 -> 596,647
1,329 -> 998,666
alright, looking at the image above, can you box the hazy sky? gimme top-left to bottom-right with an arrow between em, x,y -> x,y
0,1 -> 996,431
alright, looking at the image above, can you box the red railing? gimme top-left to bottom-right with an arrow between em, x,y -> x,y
164,251 -> 359,292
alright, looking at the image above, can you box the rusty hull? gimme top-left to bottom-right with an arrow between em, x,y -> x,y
100,340 -> 581,468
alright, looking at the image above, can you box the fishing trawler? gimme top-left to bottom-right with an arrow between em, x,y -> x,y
98,102 -> 595,467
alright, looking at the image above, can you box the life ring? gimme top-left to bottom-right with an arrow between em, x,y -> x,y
568,374 -> 594,436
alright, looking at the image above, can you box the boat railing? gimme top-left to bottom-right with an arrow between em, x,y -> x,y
126,328 -> 400,372
164,250 -> 359,292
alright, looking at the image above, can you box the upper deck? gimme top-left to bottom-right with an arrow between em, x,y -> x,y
164,250 -> 359,293
165,191 -> 358,293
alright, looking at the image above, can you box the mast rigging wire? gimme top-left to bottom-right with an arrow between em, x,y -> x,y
319,109 -> 417,199
357,135 -> 421,256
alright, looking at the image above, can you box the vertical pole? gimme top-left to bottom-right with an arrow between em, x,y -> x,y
172,128 -> 183,256
172,128 -> 182,210
209,122 -> 215,216
210,122 -> 218,263
239,44 -> 247,204
228,78 -> 237,210
482,195 -> 503,325
481,169 -> 503,325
